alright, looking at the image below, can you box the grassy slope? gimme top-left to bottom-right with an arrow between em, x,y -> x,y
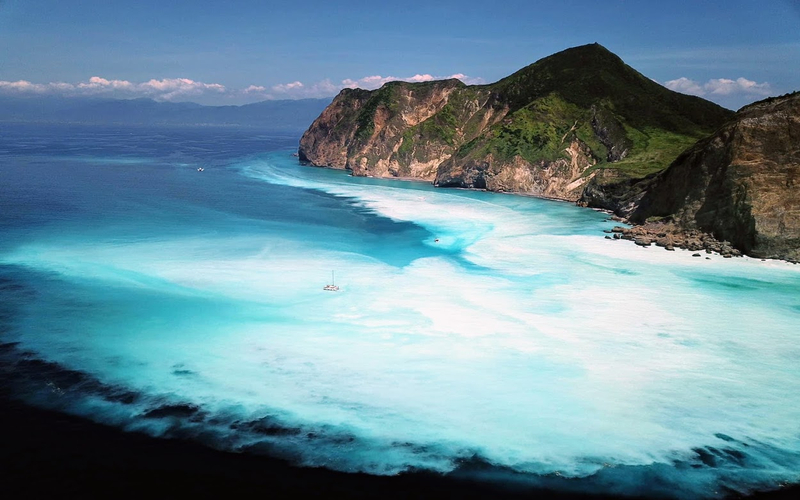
477,43 -> 734,179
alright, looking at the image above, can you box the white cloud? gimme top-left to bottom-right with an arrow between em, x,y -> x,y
663,77 -> 705,96
448,73 -> 485,85
244,85 -> 267,93
705,77 -> 771,96
78,76 -> 134,91
337,73 -> 484,92
0,80 -> 49,93
342,75 -> 393,89
138,78 -> 226,101
263,79 -> 339,99
262,72 -> 486,100
308,79 -> 339,96
0,76 -> 227,102
271,81 -> 304,93
664,76 -> 772,98
0,72 -> 486,103
406,74 -> 435,83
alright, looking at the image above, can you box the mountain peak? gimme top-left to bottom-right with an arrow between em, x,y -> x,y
516,43 -> 622,74
492,43 -> 730,136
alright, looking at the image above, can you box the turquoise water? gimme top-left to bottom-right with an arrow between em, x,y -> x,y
2,123 -> 800,498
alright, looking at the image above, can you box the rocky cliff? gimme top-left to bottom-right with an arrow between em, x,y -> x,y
630,92 -> 800,261
299,44 -> 732,202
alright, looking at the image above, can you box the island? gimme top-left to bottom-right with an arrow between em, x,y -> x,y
299,44 -> 799,262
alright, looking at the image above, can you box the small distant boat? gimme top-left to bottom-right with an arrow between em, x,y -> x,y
323,271 -> 339,292
291,152 -> 299,157
197,167 -> 204,172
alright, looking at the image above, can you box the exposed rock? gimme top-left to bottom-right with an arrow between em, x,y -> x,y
298,88 -> 374,170
434,137 -> 599,201
612,219 -> 745,257
579,168 -> 656,217
591,105 -> 632,162
298,81 -> 466,180
654,236 -> 671,248
631,92 -> 800,261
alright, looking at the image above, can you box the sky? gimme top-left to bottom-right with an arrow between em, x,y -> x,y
1,0 -> 799,110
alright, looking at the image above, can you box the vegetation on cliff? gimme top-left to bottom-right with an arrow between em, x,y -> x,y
630,92 -> 800,261
299,43 -> 733,202
299,47 -> 799,260
459,43 -> 731,178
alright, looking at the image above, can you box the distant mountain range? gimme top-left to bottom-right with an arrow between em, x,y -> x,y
0,96 -> 332,131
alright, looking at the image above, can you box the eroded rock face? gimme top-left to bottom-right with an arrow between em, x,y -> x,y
631,92 -> 800,261
591,106 -> 632,162
579,168 -> 655,217
299,79 -> 478,181
434,138 -> 597,201
297,88 -> 373,170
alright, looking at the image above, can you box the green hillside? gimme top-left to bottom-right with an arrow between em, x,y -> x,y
460,43 -> 733,179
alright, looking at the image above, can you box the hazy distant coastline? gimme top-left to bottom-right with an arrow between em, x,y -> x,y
0,96 -> 331,130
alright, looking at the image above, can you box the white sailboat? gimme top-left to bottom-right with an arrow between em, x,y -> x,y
323,271 -> 339,291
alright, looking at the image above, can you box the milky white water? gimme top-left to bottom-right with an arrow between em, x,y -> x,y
1,125 -> 799,498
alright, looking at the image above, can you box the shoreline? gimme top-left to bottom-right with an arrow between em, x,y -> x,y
297,159 -> 799,264
603,219 -> 800,265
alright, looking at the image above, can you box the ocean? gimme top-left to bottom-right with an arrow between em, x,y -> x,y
1,123 -> 799,498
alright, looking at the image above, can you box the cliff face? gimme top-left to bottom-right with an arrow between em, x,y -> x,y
300,79 -> 500,181
631,92 -> 800,261
297,88 -> 373,171
299,44 -> 732,202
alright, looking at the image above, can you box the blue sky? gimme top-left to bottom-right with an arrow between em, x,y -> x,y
1,0 -> 799,109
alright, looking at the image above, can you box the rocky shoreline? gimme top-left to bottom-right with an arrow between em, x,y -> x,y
604,219 -> 744,258
601,217 -> 798,264
302,159 -> 798,264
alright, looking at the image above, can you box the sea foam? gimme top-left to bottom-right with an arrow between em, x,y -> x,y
3,147 -> 800,498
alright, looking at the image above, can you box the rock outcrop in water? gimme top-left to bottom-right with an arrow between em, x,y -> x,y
630,92 -> 800,262
299,43 -> 732,202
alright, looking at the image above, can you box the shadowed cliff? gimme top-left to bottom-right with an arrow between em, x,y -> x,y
630,92 -> 800,261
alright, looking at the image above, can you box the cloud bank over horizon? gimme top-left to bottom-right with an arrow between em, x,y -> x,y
0,72 -> 776,110
663,76 -> 773,105
0,77 -> 228,102
0,73 -> 486,104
